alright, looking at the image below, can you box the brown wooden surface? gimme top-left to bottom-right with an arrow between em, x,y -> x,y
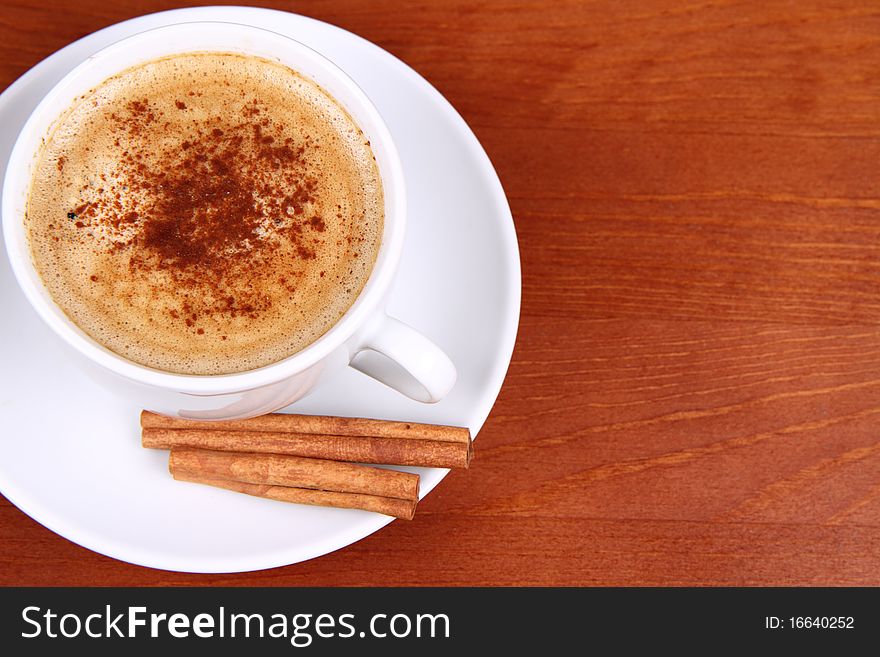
2,0 -> 880,585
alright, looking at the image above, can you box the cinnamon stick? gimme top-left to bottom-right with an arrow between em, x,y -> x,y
169,448 -> 419,501
144,427 -> 472,469
141,410 -> 470,444
173,474 -> 416,520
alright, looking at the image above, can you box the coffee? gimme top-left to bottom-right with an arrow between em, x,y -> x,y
25,52 -> 383,375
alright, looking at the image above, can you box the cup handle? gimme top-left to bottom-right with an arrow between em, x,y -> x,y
350,313 -> 457,403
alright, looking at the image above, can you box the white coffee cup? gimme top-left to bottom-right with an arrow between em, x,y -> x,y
2,21 -> 456,419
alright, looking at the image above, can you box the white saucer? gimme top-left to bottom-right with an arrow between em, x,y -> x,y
0,6 -> 520,573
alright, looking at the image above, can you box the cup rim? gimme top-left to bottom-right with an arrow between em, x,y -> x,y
2,21 -> 406,395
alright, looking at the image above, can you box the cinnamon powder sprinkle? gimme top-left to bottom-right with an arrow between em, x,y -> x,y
78,96 -> 331,325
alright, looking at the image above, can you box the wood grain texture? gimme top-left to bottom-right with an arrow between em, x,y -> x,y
2,0 -> 880,585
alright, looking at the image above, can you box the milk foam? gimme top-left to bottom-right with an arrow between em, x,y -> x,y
26,53 -> 383,375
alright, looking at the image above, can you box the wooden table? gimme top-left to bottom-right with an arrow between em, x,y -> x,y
2,0 -> 879,586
